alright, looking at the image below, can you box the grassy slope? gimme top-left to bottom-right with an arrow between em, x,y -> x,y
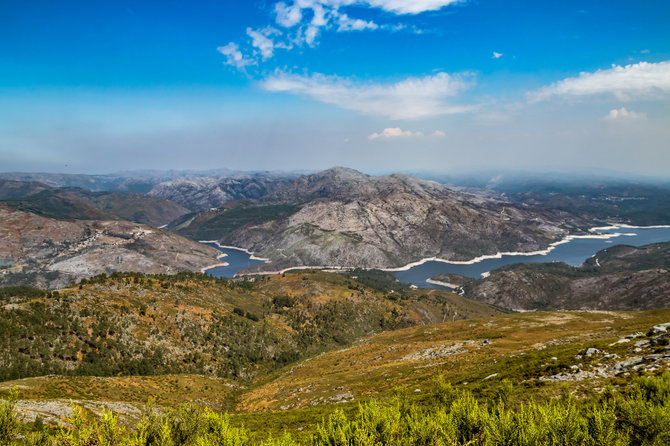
0,271 -> 500,401
2,298 -> 669,441
236,309 -> 670,411
228,308 -> 670,442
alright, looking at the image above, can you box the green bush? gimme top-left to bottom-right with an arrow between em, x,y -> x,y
0,388 -> 19,445
2,373 -> 670,445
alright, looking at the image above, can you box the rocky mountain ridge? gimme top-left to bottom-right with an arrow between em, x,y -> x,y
173,167 -> 589,270
148,174 -> 297,212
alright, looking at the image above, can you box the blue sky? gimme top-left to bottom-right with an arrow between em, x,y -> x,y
1,0 -> 669,176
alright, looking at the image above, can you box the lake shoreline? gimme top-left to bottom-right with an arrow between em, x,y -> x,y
381,229 -> 638,272
199,251 -> 229,273
199,224 -> 670,282
425,278 -> 458,289
199,240 -> 270,262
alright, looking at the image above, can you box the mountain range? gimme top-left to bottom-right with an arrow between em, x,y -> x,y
0,178 -> 189,227
170,167 -> 590,270
1,167 -> 670,441
2,166 -> 670,312
148,173 -> 297,212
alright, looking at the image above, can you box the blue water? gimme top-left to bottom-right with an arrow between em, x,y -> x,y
202,244 -> 266,278
391,226 -> 670,289
201,226 -> 670,288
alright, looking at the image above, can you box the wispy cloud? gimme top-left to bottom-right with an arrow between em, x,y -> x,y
347,0 -> 463,15
219,0 -> 464,70
368,127 -> 446,140
604,107 -> 647,121
246,28 -> 277,60
336,13 -> 379,31
261,71 -> 475,119
528,60 -> 670,103
217,43 -> 255,70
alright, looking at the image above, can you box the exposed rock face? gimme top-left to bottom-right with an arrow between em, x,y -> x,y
148,174 -> 296,212
459,242 -> 670,311
0,205 -> 222,288
184,167 -> 584,270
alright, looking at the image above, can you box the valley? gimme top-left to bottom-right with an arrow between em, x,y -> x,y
1,167 -> 670,444
4,1 -> 669,442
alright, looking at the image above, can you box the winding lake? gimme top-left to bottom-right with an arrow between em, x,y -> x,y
391,226 -> 670,289
203,225 -> 670,288
202,244 -> 266,278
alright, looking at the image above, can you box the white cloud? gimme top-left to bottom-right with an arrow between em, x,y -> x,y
336,12 -> 379,31
261,71 -> 475,119
368,128 -> 446,139
216,43 -> 255,70
604,107 -> 647,121
304,25 -> 320,45
275,1 -> 303,27
359,0 -> 463,14
246,28 -> 276,60
528,60 -> 670,103
311,3 -> 329,26
369,127 -> 416,140
275,0 -> 462,18
492,52 -> 503,59
219,0 -> 464,70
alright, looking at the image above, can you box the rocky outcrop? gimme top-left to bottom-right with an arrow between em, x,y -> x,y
540,323 -> 670,382
0,205 -> 222,288
178,168 -> 585,270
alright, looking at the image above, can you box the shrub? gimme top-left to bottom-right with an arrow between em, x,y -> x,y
3,372 -> 670,445
0,388 -> 19,445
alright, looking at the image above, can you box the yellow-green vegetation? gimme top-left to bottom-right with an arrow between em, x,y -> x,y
0,375 -> 237,409
0,270 -> 500,389
1,373 -> 670,445
2,271 -> 670,444
237,309 -> 670,412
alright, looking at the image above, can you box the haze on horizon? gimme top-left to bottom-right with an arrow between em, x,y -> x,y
1,0 -> 669,178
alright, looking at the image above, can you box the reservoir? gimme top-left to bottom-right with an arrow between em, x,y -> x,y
203,225 -> 670,288
202,244 -> 266,278
391,225 -> 670,289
